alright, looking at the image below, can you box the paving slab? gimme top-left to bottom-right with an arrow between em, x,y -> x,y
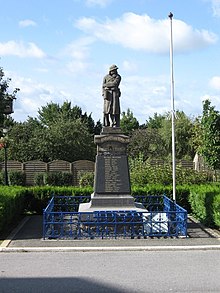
0,215 -> 219,250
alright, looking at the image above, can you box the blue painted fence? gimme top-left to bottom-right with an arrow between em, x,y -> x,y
43,195 -> 187,239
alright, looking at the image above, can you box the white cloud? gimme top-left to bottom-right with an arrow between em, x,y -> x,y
76,12 -> 218,53
85,0 -> 112,7
200,94 -> 220,108
63,37 -> 94,74
210,0 -> 220,16
19,19 -> 37,28
122,60 -> 138,72
0,41 -> 46,58
209,76 -> 220,89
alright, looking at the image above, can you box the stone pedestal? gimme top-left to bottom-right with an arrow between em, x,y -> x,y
79,127 -> 146,212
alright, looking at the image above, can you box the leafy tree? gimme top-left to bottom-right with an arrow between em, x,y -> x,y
120,108 -> 139,135
45,119 -> 96,162
8,118 -> 47,162
146,112 -> 165,129
159,111 -> 195,160
8,103 -> 97,162
128,128 -> 166,160
0,67 -> 19,130
38,101 -> 101,134
199,99 -> 220,170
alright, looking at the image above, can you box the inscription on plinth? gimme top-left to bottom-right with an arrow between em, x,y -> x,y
94,155 -> 130,194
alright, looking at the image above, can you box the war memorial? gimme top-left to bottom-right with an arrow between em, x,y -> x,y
43,65 -> 187,239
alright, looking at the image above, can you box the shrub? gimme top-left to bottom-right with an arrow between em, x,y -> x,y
44,172 -> 73,186
8,171 -> 26,186
189,184 -> 220,227
79,172 -> 94,187
129,157 -> 212,186
34,173 -> 45,186
0,186 -> 28,233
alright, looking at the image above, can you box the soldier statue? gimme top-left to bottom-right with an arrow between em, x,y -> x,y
102,64 -> 121,127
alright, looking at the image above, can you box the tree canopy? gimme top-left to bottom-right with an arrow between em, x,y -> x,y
199,99 -> 220,170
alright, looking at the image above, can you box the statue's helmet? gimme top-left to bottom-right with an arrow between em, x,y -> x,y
109,64 -> 118,72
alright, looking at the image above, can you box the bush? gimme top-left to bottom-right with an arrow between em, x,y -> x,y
213,194 -> 220,227
79,172 -> 94,187
34,173 -> 45,186
0,186 -> 28,233
189,184 -> 220,227
129,157 -> 212,186
8,171 -> 26,186
42,172 -> 73,186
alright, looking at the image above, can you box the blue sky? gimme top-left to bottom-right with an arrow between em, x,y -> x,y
1,0 -> 220,124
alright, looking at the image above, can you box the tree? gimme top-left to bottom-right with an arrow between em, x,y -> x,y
120,108 -> 139,135
159,111 -> 195,160
8,103 -> 97,162
199,99 -> 220,170
128,128 -> 166,160
146,112 -> 165,129
0,67 -> 19,129
38,101 -> 101,135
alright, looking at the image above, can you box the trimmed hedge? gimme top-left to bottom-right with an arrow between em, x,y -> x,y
0,184 -> 220,235
189,184 -> 220,227
0,186 -> 28,233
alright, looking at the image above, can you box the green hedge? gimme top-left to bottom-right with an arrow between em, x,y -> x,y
0,186 -> 28,233
189,184 -> 220,227
0,184 -> 220,235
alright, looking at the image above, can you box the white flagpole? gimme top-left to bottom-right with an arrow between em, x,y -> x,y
168,12 -> 176,203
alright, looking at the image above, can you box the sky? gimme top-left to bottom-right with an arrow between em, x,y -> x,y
1,0 -> 220,124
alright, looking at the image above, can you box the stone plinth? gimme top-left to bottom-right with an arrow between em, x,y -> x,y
79,127 -> 146,212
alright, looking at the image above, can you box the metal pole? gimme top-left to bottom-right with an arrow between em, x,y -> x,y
168,12 -> 176,203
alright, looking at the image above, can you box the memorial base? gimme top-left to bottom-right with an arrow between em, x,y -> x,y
78,127 -> 147,213
78,193 -> 147,212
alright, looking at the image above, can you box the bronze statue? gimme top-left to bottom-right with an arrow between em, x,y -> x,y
102,64 -> 121,127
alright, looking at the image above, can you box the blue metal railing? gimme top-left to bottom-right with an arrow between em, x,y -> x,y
43,195 -> 187,239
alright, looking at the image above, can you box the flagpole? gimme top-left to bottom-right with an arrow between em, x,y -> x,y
168,12 -> 176,203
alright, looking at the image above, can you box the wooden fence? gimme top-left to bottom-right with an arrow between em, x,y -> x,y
0,160 -> 95,186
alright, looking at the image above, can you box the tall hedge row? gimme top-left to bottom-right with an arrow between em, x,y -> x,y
189,184 -> 220,227
0,184 -> 219,236
0,186 -> 28,233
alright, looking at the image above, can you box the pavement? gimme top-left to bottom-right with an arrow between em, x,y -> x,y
0,215 -> 220,252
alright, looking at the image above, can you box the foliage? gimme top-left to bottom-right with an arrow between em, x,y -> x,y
0,186 -> 27,233
146,112 -> 165,129
213,194 -> 220,227
189,184 -> 220,227
34,173 -> 45,186
8,171 -> 26,186
128,129 -> 166,160
199,99 -> 220,170
8,112 -> 96,162
120,108 -> 139,135
41,172 -> 73,186
0,67 -> 19,128
158,111 -> 195,160
129,155 -> 212,186
38,101 -> 102,134
79,171 -> 94,187
34,172 -> 74,187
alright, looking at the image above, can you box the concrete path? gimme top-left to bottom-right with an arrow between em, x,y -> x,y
0,215 -> 219,252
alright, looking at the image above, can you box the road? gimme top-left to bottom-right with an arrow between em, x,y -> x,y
0,250 -> 220,292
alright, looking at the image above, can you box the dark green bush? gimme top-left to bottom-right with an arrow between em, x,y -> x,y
189,184 -> 220,227
0,172 -> 4,185
129,158 -> 212,186
213,194 -> 220,227
79,172 -> 94,187
34,173 -> 45,186
0,186 -> 28,234
44,172 -> 73,186
8,171 -> 26,186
